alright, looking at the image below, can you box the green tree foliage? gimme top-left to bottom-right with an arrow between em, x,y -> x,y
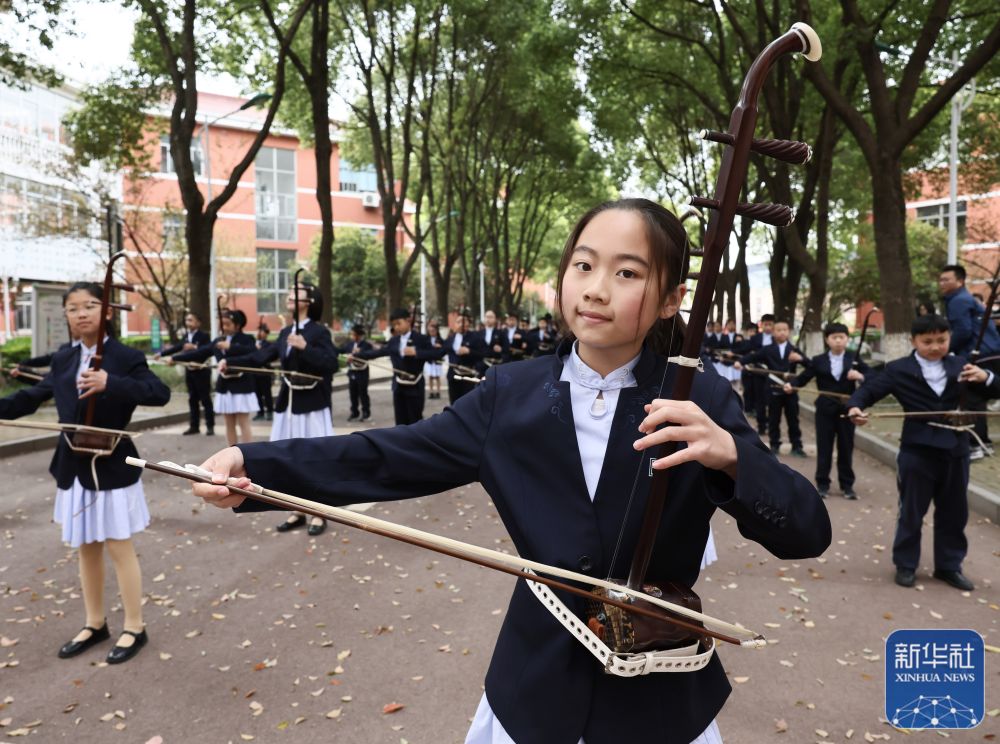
827,220 -> 949,318
313,227 -> 390,331
0,0 -> 65,88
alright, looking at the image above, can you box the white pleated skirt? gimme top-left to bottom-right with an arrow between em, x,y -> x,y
425,361 -> 443,378
466,694 -> 723,744
53,478 -> 150,548
700,524 -> 718,569
269,407 -> 334,442
214,392 -> 260,414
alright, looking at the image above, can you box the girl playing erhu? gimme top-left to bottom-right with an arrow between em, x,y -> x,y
191,199 -> 830,743
0,282 -> 170,663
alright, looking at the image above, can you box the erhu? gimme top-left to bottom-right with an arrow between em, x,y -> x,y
584,23 -> 822,660
68,251 -> 136,455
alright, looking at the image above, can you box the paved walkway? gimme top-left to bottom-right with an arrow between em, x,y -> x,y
0,384 -> 996,743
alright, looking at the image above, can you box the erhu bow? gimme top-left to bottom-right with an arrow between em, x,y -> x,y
583,23 -> 823,665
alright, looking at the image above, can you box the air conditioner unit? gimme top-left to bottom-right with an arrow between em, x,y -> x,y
361,192 -> 380,209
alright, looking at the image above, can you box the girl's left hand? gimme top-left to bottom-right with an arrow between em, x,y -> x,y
77,369 -> 108,399
287,333 -> 307,350
634,399 -> 738,478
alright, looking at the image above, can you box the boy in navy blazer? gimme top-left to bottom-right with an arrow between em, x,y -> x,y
847,314 -> 1000,591
359,308 -> 445,425
737,318 -> 806,456
787,322 -> 869,498
157,312 -> 214,435
743,314 -> 775,433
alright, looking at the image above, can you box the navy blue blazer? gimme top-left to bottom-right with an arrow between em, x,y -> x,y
234,342 -> 830,744
471,326 -> 510,372
847,352 -> 1000,455
742,340 -> 804,375
358,332 -> 445,393
0,339 -> 170,489
229,322 -> 337,414
338,339 -> 373,378
444,330 -> 481,375
794,351 -> 870,414
527,327 -> 557,356
160,329 -> 212,381
174,332 -> 258,395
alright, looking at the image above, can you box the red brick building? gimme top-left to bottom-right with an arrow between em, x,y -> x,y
121,92 -> 404,337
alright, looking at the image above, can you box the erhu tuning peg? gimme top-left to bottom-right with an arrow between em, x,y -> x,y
699,129 -> 812,165
689,196 -> 795,227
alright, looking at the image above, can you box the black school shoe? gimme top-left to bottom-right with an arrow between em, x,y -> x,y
307,519 -> 327,536
933,570 -> 974,591
107,629 -> 148,664
182,428 -> 199,435
58,622 -> 110,658
894,568 -> 916,587
276,514 -> 306,532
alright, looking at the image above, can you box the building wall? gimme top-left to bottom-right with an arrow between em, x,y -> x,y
906,171 -> 1000,299
122,92 -> 400,338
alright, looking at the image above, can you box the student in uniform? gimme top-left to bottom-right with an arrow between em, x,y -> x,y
785,322 -> 869,499
474,309 -> 509,374
339,324 -> 373,422
173,309 -> 258,446
848,314 -> 1000,591
251,323 -> 275,422
191,198 -> 831,744
359,308 -> 445,425
0,282 -> 170,663
504,310 -> 529,361
735,321 -> 757,413
157,312 -> 214,435
228,284 -> 339,536
736,318 -> 805,456
425,319 -> 445,400
743,314 -> 775,433
528,313 -> 556,357
446,309 -> 480,404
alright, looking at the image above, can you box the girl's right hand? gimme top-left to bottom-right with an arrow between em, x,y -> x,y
847,407 -> 868,426
191,446 -> 250,508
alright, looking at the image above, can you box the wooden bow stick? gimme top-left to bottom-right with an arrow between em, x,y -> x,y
772,384 -> 852,401
1,366 -> 46,382
127,457 -> 766,649
148,358 -> 212,370
0,419 -> 139,438
361,358 -> 420,381
222,364 -> 323,382
740,365 -> 796,381
848,410 -> 1000,420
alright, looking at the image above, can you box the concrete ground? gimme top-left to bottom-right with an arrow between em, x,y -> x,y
0,382 -> 997,743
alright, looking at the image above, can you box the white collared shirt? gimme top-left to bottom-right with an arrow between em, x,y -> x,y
829,351 -> 845,381
76,338 -> 108,390
398,330 -> 412,349
484,327 -> 494,345
761,332 -> 773,346
559,345 -> 639,501
915,353 -> 947,396
452,332 -> 464,351
777,341 -> 787,357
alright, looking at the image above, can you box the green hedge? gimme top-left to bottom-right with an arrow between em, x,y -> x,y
0,336 -> 33,364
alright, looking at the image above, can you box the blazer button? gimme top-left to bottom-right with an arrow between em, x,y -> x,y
578,555 -> 593,573
754,502 -> 764,515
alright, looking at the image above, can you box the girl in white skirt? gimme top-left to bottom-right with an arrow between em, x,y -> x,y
228,284 -> 338,536
0,281 -> 170,663
176,309 -> 259,446
425,319 -> 444,399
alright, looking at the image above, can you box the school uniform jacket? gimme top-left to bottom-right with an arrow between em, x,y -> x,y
338,339 -> 373,379
0,338 -> 170,489
847,352 -> 1000,456
741,340 -> 804,375
160,329 -> 212,382
472,326 -> 510,373
445,331 -> 481,377
173,332 -> 257,395
794,352 -> 870,415
358,332 -> 444,394
229,322 -> 338,414
233,341 -> 831,744
527,327 -> 557,356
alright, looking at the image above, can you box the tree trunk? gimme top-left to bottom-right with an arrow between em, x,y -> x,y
871,154 -> 914,356
310,1 -> 334,324
187,212 -> 215,330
